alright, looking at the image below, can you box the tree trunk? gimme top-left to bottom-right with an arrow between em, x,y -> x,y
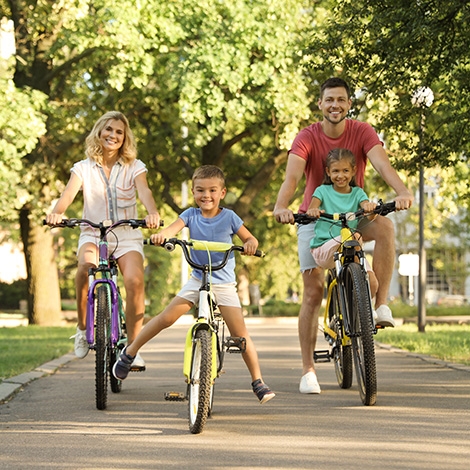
20,206 -> 63,325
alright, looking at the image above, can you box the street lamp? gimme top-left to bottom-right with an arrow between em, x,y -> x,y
411,87 -> 434,333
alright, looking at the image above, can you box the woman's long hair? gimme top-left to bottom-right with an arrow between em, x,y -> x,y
85,111 -> 137,164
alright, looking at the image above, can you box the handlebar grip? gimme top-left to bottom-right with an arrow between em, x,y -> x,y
254,249 -> 265,258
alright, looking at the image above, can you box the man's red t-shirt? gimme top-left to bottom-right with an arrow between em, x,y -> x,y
289,119 -> 383,213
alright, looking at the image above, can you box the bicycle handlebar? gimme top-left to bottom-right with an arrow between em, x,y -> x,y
293,200 -> 397,225
43,218 -> 164,230
144,238 -> 265,271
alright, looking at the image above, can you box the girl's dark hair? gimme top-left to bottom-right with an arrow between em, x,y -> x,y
322,148 -> 357,186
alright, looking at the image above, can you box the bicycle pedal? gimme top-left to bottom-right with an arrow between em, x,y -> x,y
225,336 -> 246,353
130,365 -> 146,372
314,349 -> 331,363
164,392 -> 186,402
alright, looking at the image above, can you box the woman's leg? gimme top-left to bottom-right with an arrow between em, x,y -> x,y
75,242 -> 98,330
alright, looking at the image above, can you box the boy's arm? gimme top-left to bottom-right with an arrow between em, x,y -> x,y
135,172 -> 160,228
46,173 -> 82,225
150,218 -> 185,245
236,225 -> 258,256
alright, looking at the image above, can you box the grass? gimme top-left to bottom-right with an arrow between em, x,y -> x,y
377,323 -> 470,366
0,325 -> 76,381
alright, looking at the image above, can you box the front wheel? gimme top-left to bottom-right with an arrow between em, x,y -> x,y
328,280 -> 353,389
188,328 -> 213,434
95,285 -> 111,410
344,263 -> 377,405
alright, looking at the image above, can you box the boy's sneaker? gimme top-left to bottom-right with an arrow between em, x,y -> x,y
112,347 -> 135,380
70,327 -> 89,359
299,371 -> 321,394
375,305 -> 396,328
252,379 -> 275,404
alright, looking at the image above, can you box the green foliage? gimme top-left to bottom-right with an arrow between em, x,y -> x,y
0,279 -> 27,310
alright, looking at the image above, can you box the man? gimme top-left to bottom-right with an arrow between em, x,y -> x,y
273,77 -> 413,394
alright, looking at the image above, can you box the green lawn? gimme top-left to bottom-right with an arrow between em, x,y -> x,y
0,325 -> 76,381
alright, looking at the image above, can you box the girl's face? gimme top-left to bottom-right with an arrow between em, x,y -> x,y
99,119 -> 125,156
326,159 -> 355,193
192,177 -> 227,216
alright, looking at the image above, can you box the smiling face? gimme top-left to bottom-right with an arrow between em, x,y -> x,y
99,119 -> 125,156
318,86 -> 352,125
192,177 -> 227,217
326,159 -> 356,193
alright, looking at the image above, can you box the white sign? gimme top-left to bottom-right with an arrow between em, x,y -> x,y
398,253 -> 419,277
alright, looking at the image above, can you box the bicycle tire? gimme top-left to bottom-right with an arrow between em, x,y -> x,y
95,285 -> 110,410
188,328 -> 213,434
328,279 -> 353,389
344,263 -> 377,405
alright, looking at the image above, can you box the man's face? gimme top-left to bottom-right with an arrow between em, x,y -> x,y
318,87 -> 352,125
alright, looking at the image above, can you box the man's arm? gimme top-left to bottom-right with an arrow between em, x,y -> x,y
367,144 -> 414,210
273,153 -> 306,224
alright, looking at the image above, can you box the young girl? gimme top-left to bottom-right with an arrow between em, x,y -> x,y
113,165 -> 275,404
307,148 -> 379,299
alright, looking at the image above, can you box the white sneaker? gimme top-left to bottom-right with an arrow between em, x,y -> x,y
70,327 -> 89,359
375,305 -> 396,328
299,372 -> 321,394
131,352 -> 146,371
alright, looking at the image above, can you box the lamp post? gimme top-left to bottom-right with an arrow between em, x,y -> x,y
411,87 -> 434,333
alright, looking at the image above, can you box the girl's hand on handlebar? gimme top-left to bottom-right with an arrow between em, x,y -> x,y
306,208 -> 324,218
45,213 -> 64,225
361,201 -> 377,213
145,213 -> 161,229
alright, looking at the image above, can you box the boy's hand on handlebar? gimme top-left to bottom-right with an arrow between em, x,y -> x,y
242,238 -> 259,256
45,213 -> 64,225
145,213 -> 161,229
150,233 -> 165,246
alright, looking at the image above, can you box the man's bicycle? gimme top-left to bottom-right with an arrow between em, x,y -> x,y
145,238 -> 264,434
294,201 -> 400,406
45,218 -> 152,410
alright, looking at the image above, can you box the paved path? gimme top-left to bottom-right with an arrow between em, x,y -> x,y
1,317 -> 469,469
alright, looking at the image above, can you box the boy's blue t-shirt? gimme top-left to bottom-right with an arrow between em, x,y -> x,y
179,206 -> 243,283
310,185 -> 369,249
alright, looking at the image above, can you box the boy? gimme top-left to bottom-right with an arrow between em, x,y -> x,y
113,165 -> 275,404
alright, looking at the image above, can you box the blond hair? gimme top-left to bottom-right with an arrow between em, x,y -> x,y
192,165 -> 225,186
85,111 -> 137,164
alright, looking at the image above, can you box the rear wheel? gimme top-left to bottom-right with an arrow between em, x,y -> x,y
95,285 -> 111,410
344,263 -> 377,405
328,280 -> 353,389
188,328 -> 213,434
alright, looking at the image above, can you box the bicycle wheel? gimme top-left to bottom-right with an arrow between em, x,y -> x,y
328,279 -> 353,389
188,328 -> 213,434
95,285 -> 110,410
344,263 -> 377,405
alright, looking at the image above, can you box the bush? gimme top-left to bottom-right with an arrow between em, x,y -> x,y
0,279 -> 27,310
260,299 -> 300,317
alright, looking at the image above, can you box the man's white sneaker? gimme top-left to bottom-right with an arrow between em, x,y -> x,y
299,371 -> 321,394
131,352 -> 146,371
71,327 -> 89,358
375,305 -> 396,328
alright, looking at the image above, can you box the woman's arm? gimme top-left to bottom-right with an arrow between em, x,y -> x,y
135,172 -> 160,228
45,173 -> 82,224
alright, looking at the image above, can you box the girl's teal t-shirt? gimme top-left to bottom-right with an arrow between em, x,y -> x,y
310,185 -> 369,249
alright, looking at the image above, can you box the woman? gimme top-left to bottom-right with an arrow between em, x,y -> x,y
46,111 -> 160,369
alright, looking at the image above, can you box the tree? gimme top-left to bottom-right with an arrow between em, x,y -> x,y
3,0 -> 320,322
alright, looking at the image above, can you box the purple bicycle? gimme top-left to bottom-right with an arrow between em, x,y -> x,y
45,218 -> 152,410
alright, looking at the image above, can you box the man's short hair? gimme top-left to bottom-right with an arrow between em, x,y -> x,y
320,77 -> 351,99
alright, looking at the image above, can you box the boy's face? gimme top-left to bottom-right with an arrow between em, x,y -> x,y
192,177 -> 227,213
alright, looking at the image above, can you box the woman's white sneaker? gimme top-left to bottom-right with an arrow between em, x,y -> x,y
71,327 -> 89,358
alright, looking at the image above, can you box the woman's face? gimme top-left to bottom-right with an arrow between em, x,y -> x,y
99,119 -> 126,155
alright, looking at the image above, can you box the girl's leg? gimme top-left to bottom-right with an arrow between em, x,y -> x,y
125,296 -> 193,357
219,306 -> 262,382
